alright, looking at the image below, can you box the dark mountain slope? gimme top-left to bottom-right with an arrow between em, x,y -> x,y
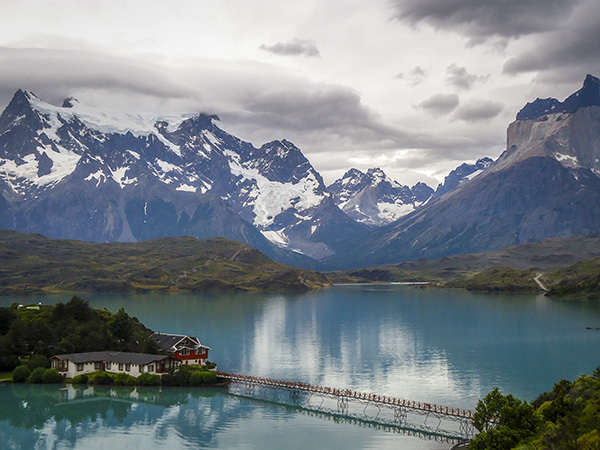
324,75 -> 600,270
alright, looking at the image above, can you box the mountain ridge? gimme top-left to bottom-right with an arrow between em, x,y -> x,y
0,89 -> 369,266
323,75 -> 600,269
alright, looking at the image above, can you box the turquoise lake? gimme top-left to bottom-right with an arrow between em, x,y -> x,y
1,285 -> 600,449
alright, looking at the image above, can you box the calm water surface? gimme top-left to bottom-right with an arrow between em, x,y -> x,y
1,285 -> 600,449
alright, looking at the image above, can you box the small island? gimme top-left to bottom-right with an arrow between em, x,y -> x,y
0,296 -> 222,387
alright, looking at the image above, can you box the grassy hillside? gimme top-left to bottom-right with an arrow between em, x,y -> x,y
444,267 -> 541,292
331,235 -> 600,284
0,230 -> 330,294
544,257 -> 600,298
444,258 -> 600,298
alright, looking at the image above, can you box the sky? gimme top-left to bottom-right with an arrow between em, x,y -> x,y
0,0 -> 599,187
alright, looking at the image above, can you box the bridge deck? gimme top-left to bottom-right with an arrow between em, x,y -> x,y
217,372 -> 474,420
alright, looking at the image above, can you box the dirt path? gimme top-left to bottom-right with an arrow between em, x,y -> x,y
534,273 -> 549,291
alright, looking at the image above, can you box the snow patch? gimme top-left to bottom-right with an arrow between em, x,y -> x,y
555,153 -> 580,166
84,169 -> 106,187
176,184 -> 197,192
110,166 -> 137,188
376,201 -> 416,223
465,169 -> 483,180
0,146 -> 80,193
224,149 -> 324,228
155,159 -> 180,173
261,229 -> 290,247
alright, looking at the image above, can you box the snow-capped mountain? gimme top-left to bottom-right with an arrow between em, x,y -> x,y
434,157 -> 493,197
0,90 -> 367,265
328,168 -> 433,226
325,74 -> 600,269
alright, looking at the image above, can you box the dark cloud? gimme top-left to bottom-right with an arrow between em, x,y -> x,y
0,46 -> 192,109
503,12 -> 600,78
445,64 -> 489,90
454,99 -> 503,122
227,83 -> 416,150
418,93 -> 460,116
390,0 -> 580,44
260,38 -> 320,57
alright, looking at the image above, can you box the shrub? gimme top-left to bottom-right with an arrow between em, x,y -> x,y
41,368 -> 61,384
71,374 -> 89,384
92,371 -> 114,385
27,367 -> 46,383
202,371 -> 217,384
189,371 -> 217,386
27,354 -> 50,371
137,372 -> 160,386
12,364 -> 30,383
160,368 -> 180,386
206,361 -> 217,370
113,372 -> 137,386
189,371 -> 204,386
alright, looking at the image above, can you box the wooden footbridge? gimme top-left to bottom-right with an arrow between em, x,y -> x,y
218,372 -> 476,442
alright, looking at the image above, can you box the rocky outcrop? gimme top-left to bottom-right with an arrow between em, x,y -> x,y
324,75 -> 600,269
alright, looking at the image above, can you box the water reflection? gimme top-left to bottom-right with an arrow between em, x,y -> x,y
0,384 -> 453,450
2,285 -> 600,448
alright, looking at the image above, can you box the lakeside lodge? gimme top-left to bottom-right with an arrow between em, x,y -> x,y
51,333 -> 212,379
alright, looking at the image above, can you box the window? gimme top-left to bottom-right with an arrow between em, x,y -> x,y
148,364 -> 154,372
118,363 -> 124,371
106,362 -> 111,370
77,363 -> 84,372
125,364 -> 131,371
140,365 -> 145,373
95,362 -> 101,370
181,349 -> 190,356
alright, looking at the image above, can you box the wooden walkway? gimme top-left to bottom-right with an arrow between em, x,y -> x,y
218,372 -> 475,422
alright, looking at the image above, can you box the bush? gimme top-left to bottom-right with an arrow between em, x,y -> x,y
27,354 -> 50,371
27,367 -> 47,383
201,371 -> 217,384
189,370 -> 217,386
206,361 -> 217,370
41,368 -> 61,384
137,372 -> 160,386
113,372 -> 137,386
92,371 -> 114,385
12,364 -> 31,383
189,371 -> 204,386
71,374 -> 89,384
160,368 -> 180,386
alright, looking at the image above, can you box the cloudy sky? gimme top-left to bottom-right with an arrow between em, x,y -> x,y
1,0 -> 598,186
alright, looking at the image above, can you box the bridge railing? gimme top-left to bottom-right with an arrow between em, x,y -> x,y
217,372 -> 474,420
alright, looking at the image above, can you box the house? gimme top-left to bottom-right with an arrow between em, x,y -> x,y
50,351 -> 179,379
150,332 -> 211,365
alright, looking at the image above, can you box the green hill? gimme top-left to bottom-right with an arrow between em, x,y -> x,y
0,230 -> 330,294
330,235 -> 600,284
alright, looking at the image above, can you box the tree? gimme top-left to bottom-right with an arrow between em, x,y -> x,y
0,307 -> 16,335
63,296 -> 93,322
12,364 -> 30,383
109,308 -> 133,344
470,387 -> 541,450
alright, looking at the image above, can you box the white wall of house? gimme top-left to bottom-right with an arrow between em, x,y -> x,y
53,359 -> 166,379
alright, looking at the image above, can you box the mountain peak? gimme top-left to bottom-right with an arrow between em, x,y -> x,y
0,89 -> 43,132
516,74 -> 600,121
583,73 -> 600,88
62,96 -> 79,108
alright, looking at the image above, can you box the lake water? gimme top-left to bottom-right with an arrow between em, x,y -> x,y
1,285 -> 600,449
